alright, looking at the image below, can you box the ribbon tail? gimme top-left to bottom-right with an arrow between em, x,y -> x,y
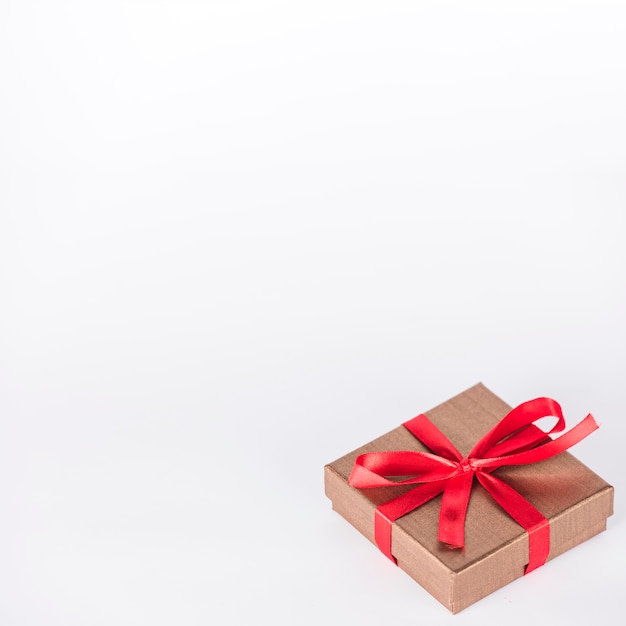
438,472 -> 474,549
375,481 -> 446,563
477,472 -> 550,574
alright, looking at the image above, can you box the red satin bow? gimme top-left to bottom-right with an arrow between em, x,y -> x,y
348,398 -> 599,573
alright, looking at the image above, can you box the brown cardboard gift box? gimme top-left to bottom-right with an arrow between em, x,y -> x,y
324,383 -> 614,614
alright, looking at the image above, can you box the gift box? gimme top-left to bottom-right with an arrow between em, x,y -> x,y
324,383 -> 614,613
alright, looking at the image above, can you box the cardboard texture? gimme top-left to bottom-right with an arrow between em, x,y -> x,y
324,383 -> 614,613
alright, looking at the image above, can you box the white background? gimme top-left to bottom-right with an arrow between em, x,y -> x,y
1,1 -> 625,624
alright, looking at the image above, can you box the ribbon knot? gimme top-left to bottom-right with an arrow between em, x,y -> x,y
348,397 -> 599,574
457,458 -> 475,475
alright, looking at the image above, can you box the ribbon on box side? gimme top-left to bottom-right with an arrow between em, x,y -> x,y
348,398 -> 598,573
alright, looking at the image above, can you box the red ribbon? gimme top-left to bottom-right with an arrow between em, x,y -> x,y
348,398 -> 599,574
